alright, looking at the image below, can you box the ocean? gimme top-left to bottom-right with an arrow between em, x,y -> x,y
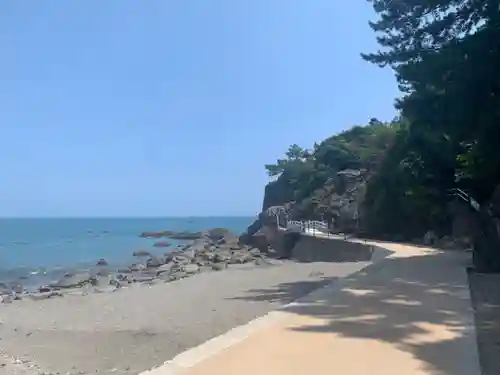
0,217 -> 254,290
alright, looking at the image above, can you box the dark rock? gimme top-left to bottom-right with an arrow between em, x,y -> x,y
153,241 -> 171,248
50,272 -> 94,289
146,256 -> 163,268
38,286 -> 52,293
139,231 -> 167,238
96,258 -> 108,266
164,231 -> 203,240
213,252 -> 231,263
133,250 -> 151,257
163,253 -> 175,263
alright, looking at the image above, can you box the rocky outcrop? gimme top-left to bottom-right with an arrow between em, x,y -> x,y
1,228 -> 279,304
242,169 -> 369,247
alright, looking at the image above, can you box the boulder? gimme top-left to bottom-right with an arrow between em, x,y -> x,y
146,256 -> 163,268
157,263 -> 174,274
50,272 -> 94,289
129,263 -> 146,272
183,264 -> 200,274
213,252 -> 231,263
211,263 -> 228,271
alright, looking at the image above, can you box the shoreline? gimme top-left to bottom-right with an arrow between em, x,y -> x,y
0,228 -> 269,303
0,254 -> 372,375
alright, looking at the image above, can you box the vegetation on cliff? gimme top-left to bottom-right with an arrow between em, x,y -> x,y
263,0 -> 500,241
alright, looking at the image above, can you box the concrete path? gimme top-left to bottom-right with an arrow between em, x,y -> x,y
143,242 -> 481,375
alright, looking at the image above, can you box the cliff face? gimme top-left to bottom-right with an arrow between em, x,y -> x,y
262,177 -> 295,211
241,121 -> 404,243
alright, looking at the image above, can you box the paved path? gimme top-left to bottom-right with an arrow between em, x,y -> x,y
143,242 -> 481,375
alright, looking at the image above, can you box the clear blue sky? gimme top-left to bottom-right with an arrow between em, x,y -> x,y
0,1 -> 399,217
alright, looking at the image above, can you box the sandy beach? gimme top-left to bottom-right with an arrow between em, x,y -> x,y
0,259 -> 370,375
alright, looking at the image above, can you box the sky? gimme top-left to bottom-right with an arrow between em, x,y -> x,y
0,0 -> 399,217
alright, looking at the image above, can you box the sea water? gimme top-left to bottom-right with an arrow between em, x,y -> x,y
0,217 -> 254,289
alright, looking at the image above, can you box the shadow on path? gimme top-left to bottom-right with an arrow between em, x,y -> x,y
232,250 -> 479,375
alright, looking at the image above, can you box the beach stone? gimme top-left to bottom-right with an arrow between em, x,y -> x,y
169,271 -> 188,281
211,263 -> 228,271
28,291 -> 63,301
173,255 -> 192,265
163,253 -> 175,263
50,272 -> 93,289
183,264 -> 200,274
129,263 -> 146,272
229,252 -> 253,264
146,256 -> 163,268
157,263 -> 174,274
213,252 -> 231,263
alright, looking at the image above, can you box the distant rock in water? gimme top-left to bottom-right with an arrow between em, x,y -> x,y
139,231 -> 167,238
133,249 -> 151,257
153,241 -> 171,248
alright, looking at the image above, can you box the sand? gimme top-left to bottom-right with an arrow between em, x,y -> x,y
0,260 -> 370,375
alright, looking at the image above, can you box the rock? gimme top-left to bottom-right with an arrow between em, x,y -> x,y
423,231 -> 437,245
117,267 -> 132,273
183,264 -> 200,274
133,250 -> 151,257
164,231 -> 203,240
169,271 -> 188,281
129,273 -> 156,283
157,263 -> 174,274
96,258 -> 108,266
129,263 -> 146,272
229,252 -> 253,264
50,272 -> 94,289
153,241 -> 171,248
163,253 -> 175,263
146,256 -> 163,268
213,252 -> 231,263
139,231 -> 167,238
38,286 -> 52,293
211,263 -> 228,271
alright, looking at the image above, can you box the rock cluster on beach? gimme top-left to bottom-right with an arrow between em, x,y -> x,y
0,228 -> 277,304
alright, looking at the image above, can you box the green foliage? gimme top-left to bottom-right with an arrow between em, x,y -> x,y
263,120 -> 400,219
263,0 -> 500,239
363,0 -> 500,202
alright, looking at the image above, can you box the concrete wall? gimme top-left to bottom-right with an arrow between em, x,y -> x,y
290,234 -> 374,262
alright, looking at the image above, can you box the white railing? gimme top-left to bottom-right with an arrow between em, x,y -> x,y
286,220 -> 329,234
